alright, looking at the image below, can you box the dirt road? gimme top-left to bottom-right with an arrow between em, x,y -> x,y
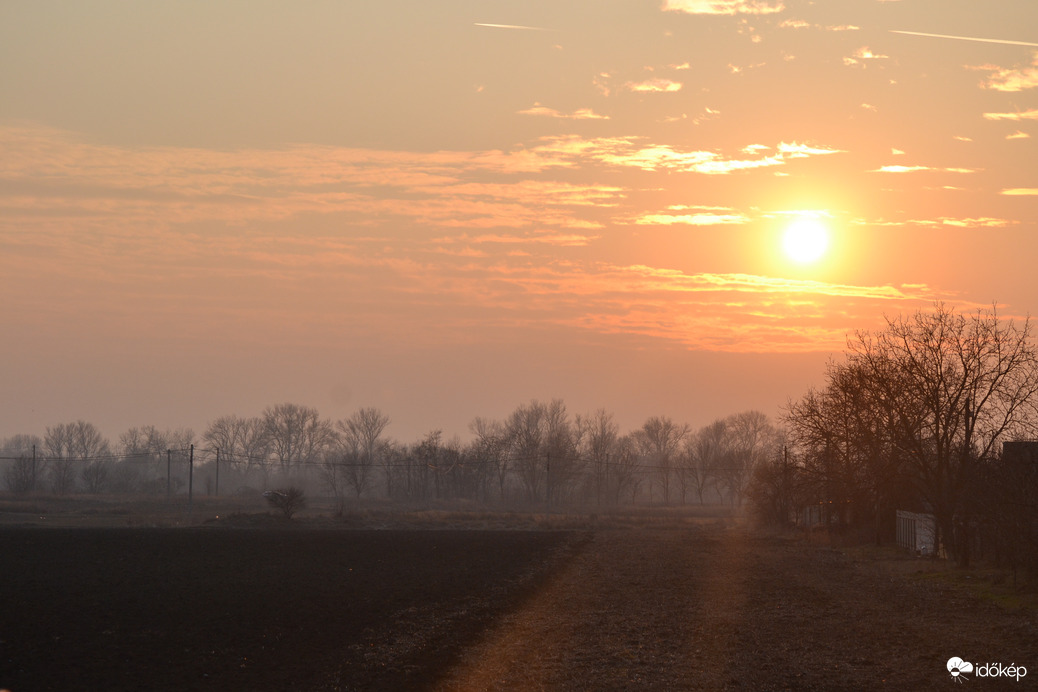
436,527 -> 1038,691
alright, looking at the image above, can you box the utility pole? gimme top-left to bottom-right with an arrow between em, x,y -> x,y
167,449 -> 172,502
188,444 -> 194,507
545,451 -> 551,511
31,444 -> 36,492
214,447 -> 220,497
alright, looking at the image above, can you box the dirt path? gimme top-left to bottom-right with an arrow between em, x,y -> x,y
435,527 -> 1038,691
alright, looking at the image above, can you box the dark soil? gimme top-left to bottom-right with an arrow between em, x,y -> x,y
0,528 -> 578,691
2,524 -> 1036,691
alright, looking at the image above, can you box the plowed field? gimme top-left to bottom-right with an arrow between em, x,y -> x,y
2,525 -> 1035,691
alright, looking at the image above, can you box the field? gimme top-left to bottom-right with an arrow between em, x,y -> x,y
2,503 -> 1037,690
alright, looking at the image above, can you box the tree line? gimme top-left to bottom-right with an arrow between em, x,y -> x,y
6,303 -> 1036,573
748,303 -> 1038,573
1,402 -> 781,511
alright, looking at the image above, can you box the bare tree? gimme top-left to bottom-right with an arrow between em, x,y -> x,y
44,421 -> 111,494
542,400 -> 579,507
338,407 -> 391,495
117,425 -> 195,492
263,403 -> 336,475
505,401 -> 548,503
612,434 -> 643,504
577,409 -> 620,506
470,417 -> 508,503
632,416 -> 689,504
721,411 -> 778,508
783,304 -> 1038,563
747,442 -> 806,528
684,421 -> 727,505
2,434 -> 44,493
848,304 -> 1038,565
201,416 -> 269,473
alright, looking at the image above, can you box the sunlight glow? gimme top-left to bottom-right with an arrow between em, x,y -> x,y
783,218 -> 830,264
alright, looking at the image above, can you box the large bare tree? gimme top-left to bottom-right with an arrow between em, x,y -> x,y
202,416 -> 269,473
785,304 -> 1038,563
577,409 -> 620,506
263,403 -> 336,474
470,416 -> 509,503
337,407 -> 390,496
632,416 -> 689,504
2,434 -> 44,493
851,304 -> 1038,564
44,421 -> 111,494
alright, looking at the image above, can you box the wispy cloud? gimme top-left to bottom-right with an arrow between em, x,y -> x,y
871,165 -> 977,174
626,78 -> 683,93
844,47 -> 889,67
519,135 -> 841,174
433,231 -> 599,247
982,109 -> 1038,121
980,52 -> 1038,91
663,0 -> 784,15
780,19 -> 858,31
518,103 -> 609,120
1003,188 -> 1038,196
631,211 -> 750,226
854,216 -> 1013,228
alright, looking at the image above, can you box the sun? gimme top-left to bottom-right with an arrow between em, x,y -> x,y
782,217 -> 830,264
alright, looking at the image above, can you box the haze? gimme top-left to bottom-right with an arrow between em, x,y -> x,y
2,0 -> 1036,442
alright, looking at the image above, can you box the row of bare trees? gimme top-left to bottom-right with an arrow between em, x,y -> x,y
750,304 -> 1038,569
1,424 -> 195,496
2,400 -> 780,509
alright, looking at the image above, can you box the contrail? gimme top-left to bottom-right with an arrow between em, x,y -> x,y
474,22 -> 552,31
891,30 -> 1038,48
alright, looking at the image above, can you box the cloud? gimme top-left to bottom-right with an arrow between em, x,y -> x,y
1002,188 -> 1038,196
434,231 -> 600,247
777,142 -> 844,158
935,217 -> 1013,228
983,109 -> 1038,121
871,165 -> 977,174
520,135 -> 842,174
451,261 -> 951,353
854,216 -> 1013,228
981,52 -> 1038,91
626,78 -> 683,93
0,124 -> 634,234
518,103 -> 610,120
780,19 -> 858,31
844,47 -> 889,67
631,211 -> 750,226
1006,131 -> 1031,140
663,0 -> 784,15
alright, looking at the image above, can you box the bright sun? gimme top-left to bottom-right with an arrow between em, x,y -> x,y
783,217 -> 830,264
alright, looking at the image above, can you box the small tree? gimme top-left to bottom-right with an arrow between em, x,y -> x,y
264,487 -> 306,520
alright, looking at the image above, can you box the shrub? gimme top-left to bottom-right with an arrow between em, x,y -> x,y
263,487 -> 306,520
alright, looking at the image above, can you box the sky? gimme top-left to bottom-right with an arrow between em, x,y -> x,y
2,0 -> 1037,444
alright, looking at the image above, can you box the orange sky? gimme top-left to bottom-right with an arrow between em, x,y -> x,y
2,0 -> 1036,442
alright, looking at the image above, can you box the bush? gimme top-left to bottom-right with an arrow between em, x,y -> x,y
263,487 -> 306,520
